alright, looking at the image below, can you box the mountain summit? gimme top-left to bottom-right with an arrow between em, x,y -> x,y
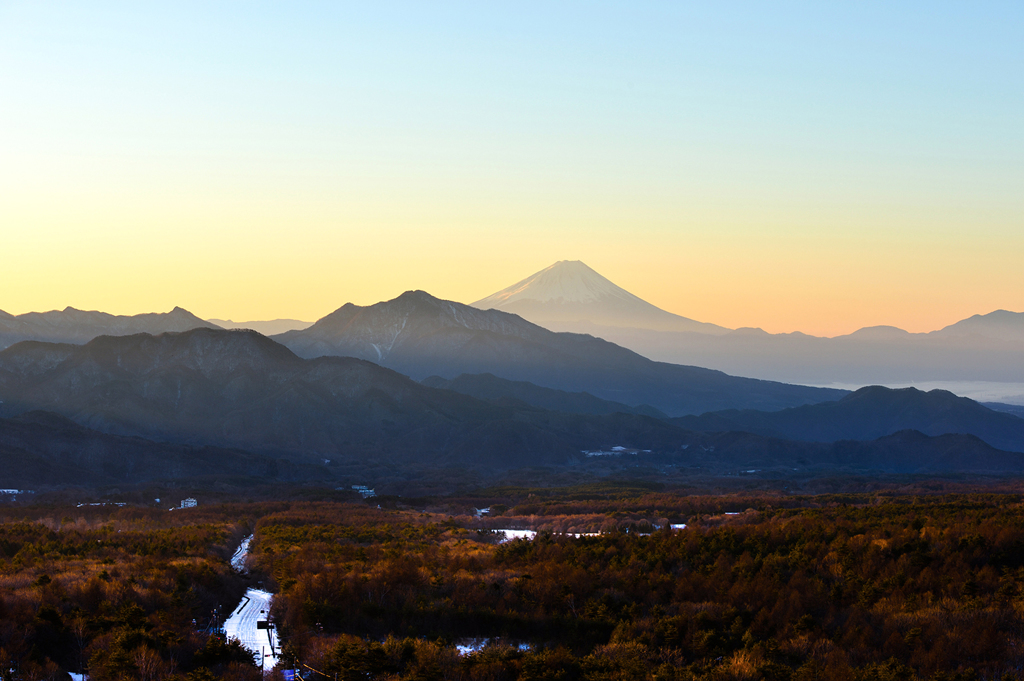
472,260 -> 727,333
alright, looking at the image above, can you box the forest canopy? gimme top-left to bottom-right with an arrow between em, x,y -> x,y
2,489 -> 1024,680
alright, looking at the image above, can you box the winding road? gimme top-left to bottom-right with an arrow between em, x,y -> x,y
224,535 -> 280,671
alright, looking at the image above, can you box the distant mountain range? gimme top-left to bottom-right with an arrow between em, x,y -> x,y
675,386 -> 1024,453
5,264 -> 1022,392
0,306 -> 217,350
4,285 -> 1024,487
0,328 -> 687,467
207,318 -> 312,335
473,261 -> 1024,386
665,428 -> 1024,476
272,290 -> 842,416
2,328 -> 1024,486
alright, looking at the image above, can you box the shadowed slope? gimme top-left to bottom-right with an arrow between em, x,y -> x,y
0,411 -> 279,487
422,373 -> 667,418
0,328 -> 690,467
274,290 -> 843,416
3,329 -> 1015,478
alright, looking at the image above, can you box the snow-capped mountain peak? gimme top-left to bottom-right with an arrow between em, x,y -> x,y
475,260 -> 644,306
471,261 -> 728,334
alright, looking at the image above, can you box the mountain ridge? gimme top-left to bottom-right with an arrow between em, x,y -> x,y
0,306 -> 219,350
207,318 -> 312,335
422,373 -> 668,418
0,327 -> 691,467
2,329 -> 1022,482
273,290 -> 844,416
674,385 -> 1024,453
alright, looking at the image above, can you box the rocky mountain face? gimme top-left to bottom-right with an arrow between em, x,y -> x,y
674,386 -> 1024,453
274,290 -> 844,416
472,260 -> 728,334
0,306 -> 218,350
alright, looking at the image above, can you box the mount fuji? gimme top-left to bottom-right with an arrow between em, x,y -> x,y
473,262 -> 1024,396
471,260 -> 728,334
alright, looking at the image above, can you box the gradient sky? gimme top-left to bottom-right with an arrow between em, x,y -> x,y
2,2 -> 1021,336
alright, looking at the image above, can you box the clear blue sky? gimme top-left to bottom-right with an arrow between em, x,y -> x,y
1,2 -> 1021,334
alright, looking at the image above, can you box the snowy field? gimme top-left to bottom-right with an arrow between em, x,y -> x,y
224,588 -> 279,671
493,527 -> 685,543
456,638 -> 532,655
224,535 -> 279,671
496,529 -> 536,542
231,534 -> 253,571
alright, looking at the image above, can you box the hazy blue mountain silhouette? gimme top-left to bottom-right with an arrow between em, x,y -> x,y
207,318 -> 312,335
474,262 -> 1024,386
932,309 -> 1024,343
0,306 -> 218,350
0,328 -> 691,468
0,410 -> 280,487
674,386 -> 1024,453
273,290 -> 844,416
572,321 -> 1024,385
668,428 -> 1024,475
422,373 -> 667,418
2,329 -> 1019,481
